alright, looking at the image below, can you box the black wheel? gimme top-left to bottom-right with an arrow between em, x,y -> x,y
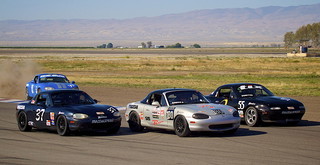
25,88 -> 32,100
17,111 -> 32,132
245,107 -> 261,127
128,111 -> 144,132
56,115 -> 70,136
174,115 -> 191,137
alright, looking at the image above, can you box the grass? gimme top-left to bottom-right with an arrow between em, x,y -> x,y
35,53 -> 320,96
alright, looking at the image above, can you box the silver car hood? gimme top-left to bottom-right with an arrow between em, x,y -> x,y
173,103 -> 235,116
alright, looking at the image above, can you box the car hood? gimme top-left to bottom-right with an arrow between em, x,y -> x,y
56,104 -> 115,116
244,96 -> 303,107
174,103 -> 236,116
42,82 -> 78,89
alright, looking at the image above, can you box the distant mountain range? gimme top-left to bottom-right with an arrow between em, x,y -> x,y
0,3 -> 319,47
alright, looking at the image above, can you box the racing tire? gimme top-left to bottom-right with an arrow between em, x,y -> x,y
128,111 -> 144,132
174,115 -> 191,137
25,88 -> 32,100
17,111 -> 32,132
245,107 -> 261,127
56,115 -> 70,136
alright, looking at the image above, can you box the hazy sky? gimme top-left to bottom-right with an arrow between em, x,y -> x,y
1,0 -> 320,20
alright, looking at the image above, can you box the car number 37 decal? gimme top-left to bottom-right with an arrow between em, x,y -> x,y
36,109 -> 45,121
238,101 -> 245,110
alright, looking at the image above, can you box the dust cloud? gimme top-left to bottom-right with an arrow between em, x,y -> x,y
0,60 -> 41,99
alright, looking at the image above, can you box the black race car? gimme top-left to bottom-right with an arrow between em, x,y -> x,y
16,90 -> 121,135
205,83 -> 305,126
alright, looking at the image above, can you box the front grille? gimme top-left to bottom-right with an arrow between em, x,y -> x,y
209,124 -> 233,129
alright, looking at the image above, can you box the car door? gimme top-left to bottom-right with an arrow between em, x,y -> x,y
29,93 -> 51,128
143,93 -> 167,127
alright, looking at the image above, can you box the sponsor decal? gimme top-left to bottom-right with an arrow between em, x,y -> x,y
46,120 -> 51,126
238,110 -> 244,118
129,105 -> 138,109
160,110 -> 165,116
211,109 -> 225,115
248,102 -> 256,106
51,120 -> 55,125
58,111 -> 64,114
40,74 -> 66,78
92,119 -> 114,123
50,112 -> 55,120
98,116 -> 108,119
152,115 -> 159,119
28,121 -> 34,126
282,111 -> 301,114
152,120 -> 164,125
166,109 -> 174,120
145,116 -> 150,121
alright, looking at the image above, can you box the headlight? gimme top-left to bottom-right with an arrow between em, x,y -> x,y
44,87 -> 54,90
73,113 -> 88,119
270,107 -> 281,110
192,113 -> 209,119
256,104 -> 269,111
113,111 -> 121,117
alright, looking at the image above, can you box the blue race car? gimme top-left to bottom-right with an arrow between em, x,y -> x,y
17,89 -> 121,136
26,73 -> 79,100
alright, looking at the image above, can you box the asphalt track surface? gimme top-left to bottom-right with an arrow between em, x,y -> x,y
1,102 -> 319,165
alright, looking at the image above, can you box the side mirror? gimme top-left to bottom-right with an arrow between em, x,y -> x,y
152,101 -> 160,107
94,99 -> 99,103
71,81 -> 75,84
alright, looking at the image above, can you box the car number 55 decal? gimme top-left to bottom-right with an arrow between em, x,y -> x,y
238,101 -> 245,110
36,109 -> 45,121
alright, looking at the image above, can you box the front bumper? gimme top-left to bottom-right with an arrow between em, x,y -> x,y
261,110 -> 305,122
187,115 -> 240,132
68,117 -> 122,132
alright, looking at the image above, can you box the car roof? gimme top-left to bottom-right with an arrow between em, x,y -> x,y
220,83 -> 262,87
36,73 -> 66,77
151,88 -> 197,94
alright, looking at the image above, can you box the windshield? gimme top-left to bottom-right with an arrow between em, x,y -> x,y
39,77 -> 69,83
166,91 -> 209,105
51,91 -> 95,106
237,85 -> 273,98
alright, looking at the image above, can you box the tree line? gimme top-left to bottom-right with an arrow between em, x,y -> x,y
284,22 -> 320,49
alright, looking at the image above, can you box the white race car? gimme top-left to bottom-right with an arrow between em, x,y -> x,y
125,88 -> 241,137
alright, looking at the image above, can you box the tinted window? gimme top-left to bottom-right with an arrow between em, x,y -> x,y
165,91 -> 209,105
39,77 -> 69,83
236,85 -> 273,97
51,91 -> 95,106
